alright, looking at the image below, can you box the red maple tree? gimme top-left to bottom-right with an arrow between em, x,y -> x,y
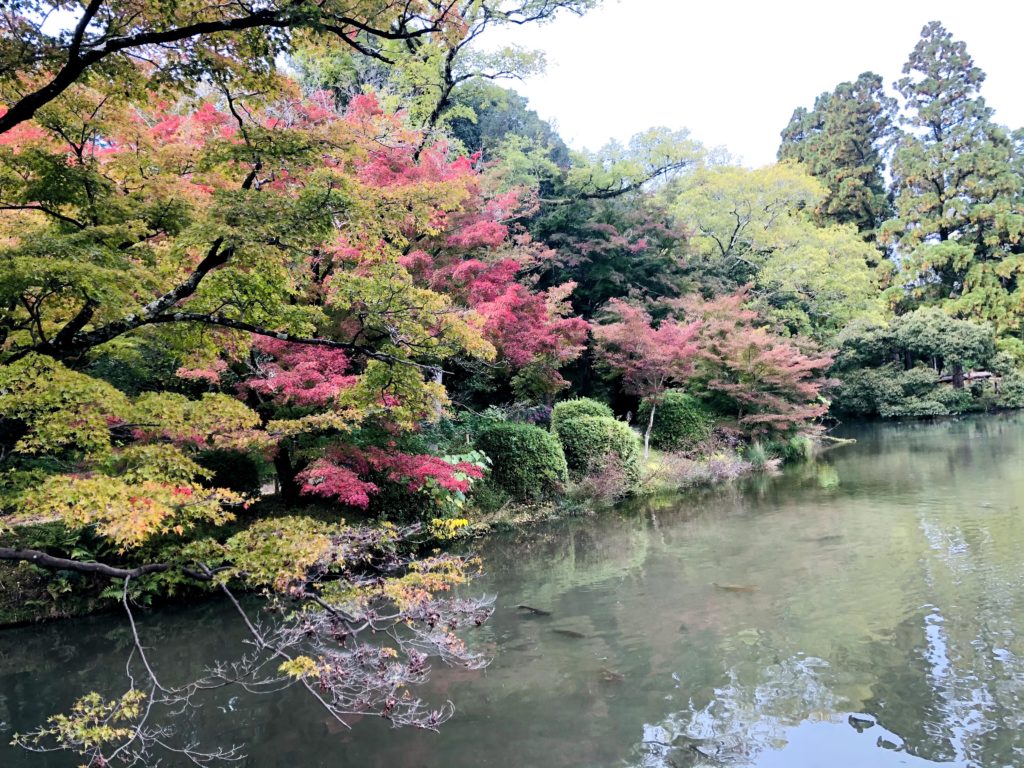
592,299 -> 701,457
682,291 -> 834,438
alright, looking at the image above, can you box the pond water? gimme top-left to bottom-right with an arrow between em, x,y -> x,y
2,414 -> 1024,767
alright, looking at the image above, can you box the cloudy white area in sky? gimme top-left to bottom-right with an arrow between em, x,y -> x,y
484,0 -> 1024,167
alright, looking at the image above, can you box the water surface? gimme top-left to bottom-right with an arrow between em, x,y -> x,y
2,414 -> 1024,767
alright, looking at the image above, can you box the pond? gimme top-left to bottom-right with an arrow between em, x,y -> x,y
2,413 -> 1024,767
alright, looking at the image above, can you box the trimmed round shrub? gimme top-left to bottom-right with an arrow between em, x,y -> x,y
550,398 -> 614,432
475,422 -> 567,501
637,391 -> 713,450
554,415 -> 642,488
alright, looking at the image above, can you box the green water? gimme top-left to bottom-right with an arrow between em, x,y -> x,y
2,414 -> 1024,767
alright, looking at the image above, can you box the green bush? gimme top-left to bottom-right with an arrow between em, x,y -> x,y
475,422 -> 567,501
745,442 -> 770,470
782,435 -> 814,463
414,408 -> 509,454
637,391 -> 713,450
898,366 -> 942,397
932,385 -> 977,414
554,415 -> 642,488
761,436 -> 814,464
366,480 -> 438,523
996,370 -> 1024,409
832,365 -> 901,416
468,479 -> 513,515
879,397 -> 948,419
834,365 -> 960,418
550,398 -> 614,431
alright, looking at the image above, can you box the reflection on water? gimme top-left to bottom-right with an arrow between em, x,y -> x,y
2,414 -> 1024,767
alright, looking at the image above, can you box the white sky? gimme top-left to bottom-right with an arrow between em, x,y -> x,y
488,0 -> 1024,167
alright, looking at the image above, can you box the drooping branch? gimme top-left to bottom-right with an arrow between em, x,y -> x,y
8,517 -> 496,765
0,545 -> 224,581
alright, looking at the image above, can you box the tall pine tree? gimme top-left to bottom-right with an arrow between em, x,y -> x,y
779,72 -> 896,237
884,21 -> 1024,336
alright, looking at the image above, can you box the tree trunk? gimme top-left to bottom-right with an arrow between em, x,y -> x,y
432,368 -> 445,420
273,444 -> 304,503
644,401 -> 656,460
952,363 -> 965,390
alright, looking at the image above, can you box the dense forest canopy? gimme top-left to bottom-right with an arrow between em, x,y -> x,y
1,4 -> 1022,765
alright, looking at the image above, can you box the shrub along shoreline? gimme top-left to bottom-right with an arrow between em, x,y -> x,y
6,385 -> 1021,628
0,395 -> 801,627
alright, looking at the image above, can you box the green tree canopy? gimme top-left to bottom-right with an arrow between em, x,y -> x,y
670,162 -> 879,340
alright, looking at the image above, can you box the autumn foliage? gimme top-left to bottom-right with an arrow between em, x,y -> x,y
681,291 -> 834,437
592,298 -> 701,455
0,2 -> 889,763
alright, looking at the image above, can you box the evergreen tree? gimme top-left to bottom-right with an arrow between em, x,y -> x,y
884,21 -> 1024,335
779,72 -> 897,237
447,82 -> 570,166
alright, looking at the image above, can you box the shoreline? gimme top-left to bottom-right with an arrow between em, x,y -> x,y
0,444 -> 784,628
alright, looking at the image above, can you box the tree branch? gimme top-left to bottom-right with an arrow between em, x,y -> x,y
51,294 -> 98,347
540,160 -> 696,206
69,0 -> 106,59
0,547 -> 182,579
0,4 -> 450,136
0,204 -> 87,229
28,237 -> 233,359
0,8 -> 289,135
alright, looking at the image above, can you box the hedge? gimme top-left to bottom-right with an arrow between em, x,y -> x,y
475,422 -> 568,501
637,391 -> 713,451
550,398 -> 614,432
553,415 -> 642,488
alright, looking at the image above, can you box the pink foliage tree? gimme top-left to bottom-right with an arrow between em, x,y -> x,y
592,299 -> 701,458
173,93 -> 591,501
295,445 -> 484,509
682,291 -> 834,438
238,339 -> 356,407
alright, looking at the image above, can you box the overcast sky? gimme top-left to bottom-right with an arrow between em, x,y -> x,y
486,0 -> 1024,167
